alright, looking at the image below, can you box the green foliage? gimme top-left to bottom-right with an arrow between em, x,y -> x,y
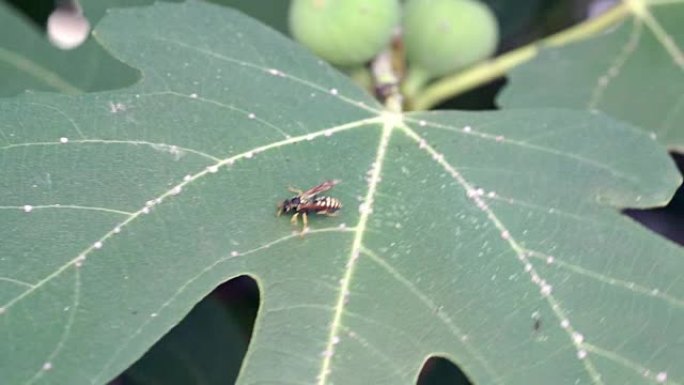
0,2 -> 682,385
0,1 -> 141,96
499,2 -> 684,151
403,0 -> 499,77
0,0 -> 286,97
289,0 -> 400,66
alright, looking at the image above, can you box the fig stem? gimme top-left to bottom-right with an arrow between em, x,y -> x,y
340,65 -> 373,92
371,48 -> 403,112
401,66 -> 431,102
409,2 -> 630,111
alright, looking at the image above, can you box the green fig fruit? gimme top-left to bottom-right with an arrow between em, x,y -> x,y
289,0 -> 400,67
403,0 -> 499,78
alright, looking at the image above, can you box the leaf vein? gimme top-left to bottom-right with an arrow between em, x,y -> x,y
526,249 -> 684,307
0,117 -> 378,314
316,114 -> 393,385
360,246 -> 504,385
406,117 -> 636,182
0,204 -> 135,216
399,123 -> 606,385
23,267 -> 81,385
91,226 -> 353,384
1,139 -> 221,162
148,36 -> 382,115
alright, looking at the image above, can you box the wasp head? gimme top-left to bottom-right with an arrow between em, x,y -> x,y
277,196 -> 301,215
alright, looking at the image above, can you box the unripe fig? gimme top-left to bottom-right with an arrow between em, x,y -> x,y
403,0 -> 499,79
289,0 -> 400,67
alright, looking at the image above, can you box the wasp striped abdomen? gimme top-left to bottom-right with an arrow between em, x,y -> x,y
311,196 -> 342,213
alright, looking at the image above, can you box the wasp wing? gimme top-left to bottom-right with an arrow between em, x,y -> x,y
301,179 -> 340,199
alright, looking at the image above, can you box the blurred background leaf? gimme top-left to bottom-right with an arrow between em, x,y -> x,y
1,0 -> 588,98
499,2 -> 684,152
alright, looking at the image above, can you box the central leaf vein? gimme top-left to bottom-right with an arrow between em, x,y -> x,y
316,115 -> 393,385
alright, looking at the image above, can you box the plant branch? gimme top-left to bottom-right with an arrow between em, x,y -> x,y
409,3 -> 630,111
371,48 -> 403,113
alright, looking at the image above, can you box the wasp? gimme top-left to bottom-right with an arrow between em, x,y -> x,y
277,180 -> 342,230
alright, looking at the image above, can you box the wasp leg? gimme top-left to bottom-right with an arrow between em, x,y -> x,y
276,206 -> 283,217
290,212 -> 299,225
298,212 -> 309,237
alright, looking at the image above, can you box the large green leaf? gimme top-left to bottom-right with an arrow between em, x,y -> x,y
499,1 -> 684,151
1,2 -> 683,385
0,0 -> 284,97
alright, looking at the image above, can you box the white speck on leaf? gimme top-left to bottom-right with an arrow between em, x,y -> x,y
108,102 -> 126,113
530,273 -> 541,284
358,203 -> 372,215
656,372 -> 668,383
23,205 -> 33,213
572,332 -> 584,344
